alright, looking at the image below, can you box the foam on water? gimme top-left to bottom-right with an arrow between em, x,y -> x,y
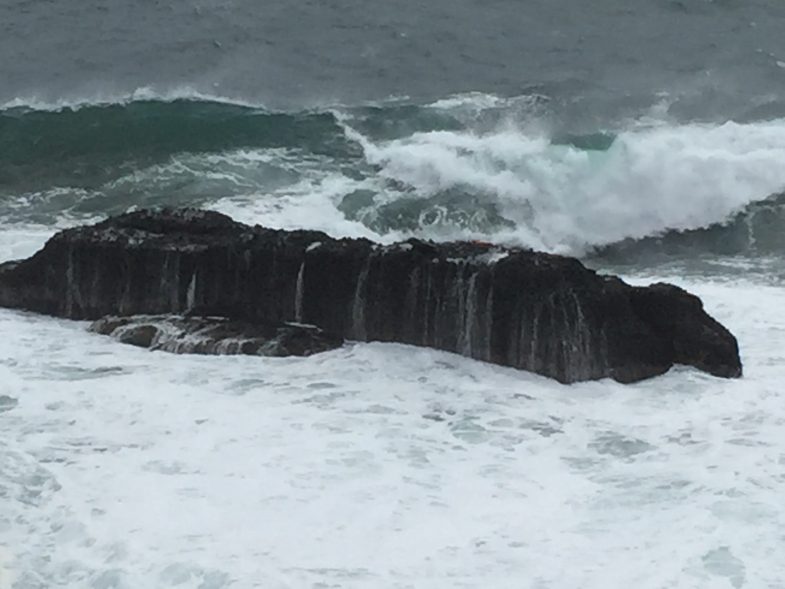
339,116 -> 785,254
4,95 -> 785,256
1,251 -> 783,587
208,173 -> 388,242
0,222 -> 74,262
205,116 -> 785,255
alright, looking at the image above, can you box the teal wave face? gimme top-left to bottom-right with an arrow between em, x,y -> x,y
0,100 -> 357,193
592,191 -> 785,262
0,96 -> 615,195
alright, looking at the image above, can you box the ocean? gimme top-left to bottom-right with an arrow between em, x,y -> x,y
1,0 -> 785,587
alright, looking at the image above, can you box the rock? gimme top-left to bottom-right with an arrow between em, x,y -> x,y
90,315 -> 343,357
0,208 -> 742,383
628,283 -> 741,379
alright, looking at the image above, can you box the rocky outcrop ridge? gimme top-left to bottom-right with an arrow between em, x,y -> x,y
0,208 -> 742,383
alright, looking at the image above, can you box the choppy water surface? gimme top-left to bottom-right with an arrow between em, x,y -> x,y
1,274 -> 784,588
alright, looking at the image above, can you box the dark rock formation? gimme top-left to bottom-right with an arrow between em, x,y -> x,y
628,283 -> 741,379
0,208 -> 742,383
90,315 -> 343,357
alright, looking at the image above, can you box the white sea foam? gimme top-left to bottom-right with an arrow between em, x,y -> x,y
0,221 -> 76,262
0,270 -> 782,588
338,117 -> 785,254
427,92 -> 509,111
208,173 -> 388,242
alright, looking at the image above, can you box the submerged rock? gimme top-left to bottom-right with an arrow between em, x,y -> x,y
0,208 -> 742,383
90,315 -> 343,357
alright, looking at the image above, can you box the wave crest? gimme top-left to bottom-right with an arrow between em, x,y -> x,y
2,94 -> 785,258
337,116 -> 785,253
594,191 -> 785,261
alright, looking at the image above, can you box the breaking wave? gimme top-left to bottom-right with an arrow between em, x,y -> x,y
338,114 -> 785,254
594,191 -> 785,261
2,93 -> 785,257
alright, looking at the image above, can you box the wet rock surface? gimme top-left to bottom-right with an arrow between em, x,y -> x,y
0,208 -> 742,383
90,315 -> 343,357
